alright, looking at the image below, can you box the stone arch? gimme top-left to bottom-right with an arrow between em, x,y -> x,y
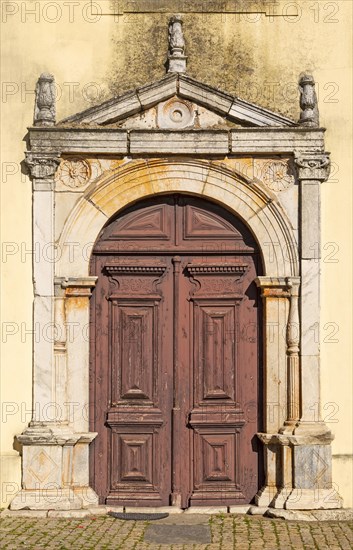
56,158 -> 299,278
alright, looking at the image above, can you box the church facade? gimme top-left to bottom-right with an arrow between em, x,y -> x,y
1,2 -> 351,512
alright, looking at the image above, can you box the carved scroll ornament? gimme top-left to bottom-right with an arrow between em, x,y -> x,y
294,154 -> 331,181
104,263 -> 167,296
25,152 -> 61,179
186,263 -> 248,297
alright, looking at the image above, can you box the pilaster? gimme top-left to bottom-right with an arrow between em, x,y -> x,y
25,151 -> 60,423
294,153 -> 331,434
12,154 -> 99,510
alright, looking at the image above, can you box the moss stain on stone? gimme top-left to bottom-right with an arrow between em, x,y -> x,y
98,4 -> 321,120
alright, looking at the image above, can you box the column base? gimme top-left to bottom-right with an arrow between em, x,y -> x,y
271,488 -> 290,509
255,486 -> 343,510
11,425 -> 98,511
74,487 -> 99,508
257,430 -> 344,510
285,488 -> 343,510
254,486 -> 277,507
293,421 -> 334,440
9,489 -> 90,511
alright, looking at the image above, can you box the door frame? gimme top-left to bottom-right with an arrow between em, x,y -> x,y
13,150 -> 341,511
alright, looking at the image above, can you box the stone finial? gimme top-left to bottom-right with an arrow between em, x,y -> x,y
34,73 -> 56,126
168,15 -> 187,74
298,73 -> 319,127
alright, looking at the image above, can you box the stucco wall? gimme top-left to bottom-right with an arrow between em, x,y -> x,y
1,0 -> 352,507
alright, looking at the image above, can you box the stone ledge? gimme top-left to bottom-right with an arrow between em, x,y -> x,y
248,506 -> 269,516
257,431 -> 334,446
124,506 -> 183,514
184,506 -> 228,514
2,506 -> 352,520
265,509 -> 317,521
1,509 -> 49,518
311,508 -> 353,521
229,505 -> 251,514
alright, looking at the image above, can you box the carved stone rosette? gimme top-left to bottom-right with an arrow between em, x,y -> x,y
262,159 -> 295,191
294,154 -> 331,181
56,159 -> 91,188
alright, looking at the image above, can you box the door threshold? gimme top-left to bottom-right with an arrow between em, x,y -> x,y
122,506 -> 183,514
120,505 -> 251,514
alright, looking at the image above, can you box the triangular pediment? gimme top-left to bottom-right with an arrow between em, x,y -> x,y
58,74 -> 296,129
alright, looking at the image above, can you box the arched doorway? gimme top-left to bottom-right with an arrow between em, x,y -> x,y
89,194 -> 263,507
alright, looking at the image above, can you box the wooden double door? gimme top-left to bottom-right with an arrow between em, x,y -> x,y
90,195 -> 262,507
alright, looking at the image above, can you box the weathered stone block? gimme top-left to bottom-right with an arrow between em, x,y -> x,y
137,75 -> 177,109
293,445 -> 332,490
231,129 -> 325,154
229,98 -> 293,127
23,446 -> 62,489
179,76 -> 233,115
10,489 -> 82,511
129,130 -> 229,154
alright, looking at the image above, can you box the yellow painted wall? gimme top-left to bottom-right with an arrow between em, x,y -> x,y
1,1 -> 352,507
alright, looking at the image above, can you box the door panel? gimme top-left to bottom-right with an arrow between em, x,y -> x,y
91,259 -> 173,505
182,259 -> 259,504
90,195 -> 262,507
194,300 -> 238,402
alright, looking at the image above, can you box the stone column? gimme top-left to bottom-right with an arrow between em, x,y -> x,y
281,277 -> 301,432
61,277 -> 98,434
53,279 -> 68,424
282,153 -> 343,509
254,277 -> 290,507
10,156 -> 99,511
24,152 -> 60,427
294,153 -> 331,433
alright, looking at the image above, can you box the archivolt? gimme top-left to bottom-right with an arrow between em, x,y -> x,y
56,158 -> 299,277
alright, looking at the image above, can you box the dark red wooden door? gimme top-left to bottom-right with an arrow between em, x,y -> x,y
90,195 -> 262,507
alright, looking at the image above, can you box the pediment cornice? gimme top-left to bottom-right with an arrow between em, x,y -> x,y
58,74 -> 296,129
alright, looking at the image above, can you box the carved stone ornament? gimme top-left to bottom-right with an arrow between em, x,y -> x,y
25,152 -> 61,179
262,160 -> 295,191
158,98 -> 194,129
34,73 -> 56,126
298,73 -> 319,127
294,154 -> 331,181
168,15 -> 187,74
56,159 -> 91,188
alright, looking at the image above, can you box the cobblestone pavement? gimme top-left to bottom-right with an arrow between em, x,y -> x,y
1,514 -> 352,549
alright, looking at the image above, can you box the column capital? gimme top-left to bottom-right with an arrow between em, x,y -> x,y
255,276 -> 300,298
285,276 -> 301,296
294,153 -> 331,182
16,424 -> 98,447
55,276 -> 98,297
25,151 -> 61,180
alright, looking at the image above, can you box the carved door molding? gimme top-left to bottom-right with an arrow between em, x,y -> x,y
89,195 -> 262,507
